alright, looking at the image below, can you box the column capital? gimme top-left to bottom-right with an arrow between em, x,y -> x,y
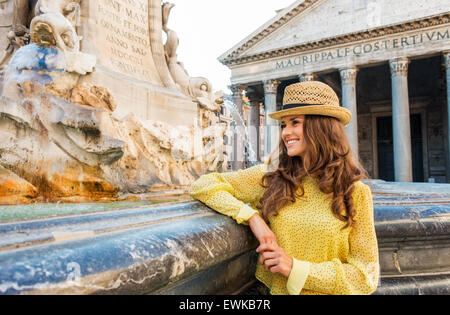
299,73 -> 316,82
229,84 -> 247,96
443,51 -> 450,69
389,58 -> 410,77
263,79 -> 281,94
339,67 -> 358,84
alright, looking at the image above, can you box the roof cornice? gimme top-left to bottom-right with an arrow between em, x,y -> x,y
221,11 -> 450,67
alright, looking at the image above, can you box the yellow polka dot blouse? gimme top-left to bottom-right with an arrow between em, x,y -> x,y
189,163 -> 380,295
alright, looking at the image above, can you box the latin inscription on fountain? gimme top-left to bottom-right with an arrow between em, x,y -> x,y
90,0 -> 160,84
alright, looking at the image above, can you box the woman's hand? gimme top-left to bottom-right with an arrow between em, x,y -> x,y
248,213 -> 277,247
257,243 -> 293,278
247,214 -> 292,278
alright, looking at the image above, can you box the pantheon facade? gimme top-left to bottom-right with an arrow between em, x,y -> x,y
220,0 -> 450,183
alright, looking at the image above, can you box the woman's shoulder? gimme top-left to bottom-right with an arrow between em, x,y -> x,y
238,163 -> 270,175
352,179 -> 369,189
351,180 -> 375,221
351,180 -> 373,198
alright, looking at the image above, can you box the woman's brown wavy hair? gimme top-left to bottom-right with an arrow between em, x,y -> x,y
257,115 -> 369,229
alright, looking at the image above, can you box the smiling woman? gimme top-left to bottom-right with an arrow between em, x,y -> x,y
280,115 -> 307,157
190,81 -> 380,295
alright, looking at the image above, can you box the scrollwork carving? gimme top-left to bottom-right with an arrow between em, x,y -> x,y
389,58 -> 410,77
299,73 -> 316,82
263,80 -> 280,95
229,84 -> 247,97
339,68 -> 358,84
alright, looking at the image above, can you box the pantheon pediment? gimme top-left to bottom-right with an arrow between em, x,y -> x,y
219,0 -> 450,66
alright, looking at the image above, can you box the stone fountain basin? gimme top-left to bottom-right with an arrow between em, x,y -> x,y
0,179 -> 449,295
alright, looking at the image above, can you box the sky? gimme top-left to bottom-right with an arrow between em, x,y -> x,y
167,0 -> 296,94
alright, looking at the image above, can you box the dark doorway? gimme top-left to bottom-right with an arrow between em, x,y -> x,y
377,116 -> 394,181
377,114 -> 424,182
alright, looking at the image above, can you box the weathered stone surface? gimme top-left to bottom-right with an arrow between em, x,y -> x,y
374,274 -> 450,295
0,180 -> 449,295
0,201 -> 258,295
35,166 -> 120,203
369,180 -> 450,294
0,165 -> 37,204
70,84 -> 117,112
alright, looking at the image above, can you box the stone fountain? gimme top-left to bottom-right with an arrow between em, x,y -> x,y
0,0 -> 227,205
0,0 -> 449,296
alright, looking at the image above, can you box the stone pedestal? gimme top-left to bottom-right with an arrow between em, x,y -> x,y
340,67 -> 359,160
389,58 -> 413,182
79,0 -> 198,127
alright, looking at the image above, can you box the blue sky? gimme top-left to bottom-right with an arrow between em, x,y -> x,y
168,0 -> 296,94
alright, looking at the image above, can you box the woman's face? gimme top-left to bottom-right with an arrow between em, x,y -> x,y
281,115 -> 307,157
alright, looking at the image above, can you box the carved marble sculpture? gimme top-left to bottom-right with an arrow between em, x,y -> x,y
0,24 -> 29,69
0,0 -> 227,204
30,0 -> 96,75
34,0 -> 80,20
162,2 -> 221,111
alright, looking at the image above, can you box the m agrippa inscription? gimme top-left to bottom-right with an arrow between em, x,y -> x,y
229,21 -> 450,87
276,26 -> 450,70
88,0 -> 162,84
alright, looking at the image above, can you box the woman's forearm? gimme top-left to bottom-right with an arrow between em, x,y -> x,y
247,213 -> 278,246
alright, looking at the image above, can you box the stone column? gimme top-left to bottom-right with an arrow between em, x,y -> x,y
247,90 -> 263,164
444,52 -> 450,182
230,84 -> 246,170
299,73 -> 316,82
263,80 -> 280,158
389,58 -> 413,182
340,67 -> 359,160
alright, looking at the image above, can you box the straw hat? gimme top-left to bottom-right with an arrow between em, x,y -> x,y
269,81 -> 351,126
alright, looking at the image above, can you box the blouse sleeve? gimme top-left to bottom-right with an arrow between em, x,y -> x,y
287,182 -> 380,295
189,164 -> 267,225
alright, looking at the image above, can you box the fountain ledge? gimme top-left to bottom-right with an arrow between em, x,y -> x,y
0,182 -> 449,295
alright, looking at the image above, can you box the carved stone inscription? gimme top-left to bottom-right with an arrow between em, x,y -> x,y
275,26 -> 450,70
90,0 -> 161,84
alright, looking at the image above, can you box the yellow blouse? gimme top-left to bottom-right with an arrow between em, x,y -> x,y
189,163 -> 380,295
